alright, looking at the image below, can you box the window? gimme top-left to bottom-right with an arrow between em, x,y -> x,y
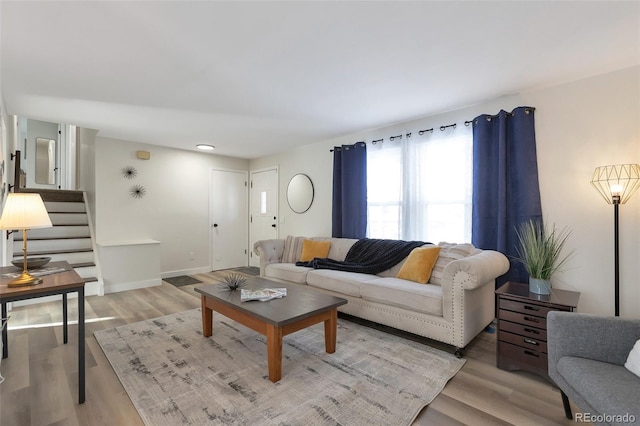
260,191 -> 267,215
366,125 -> 472,243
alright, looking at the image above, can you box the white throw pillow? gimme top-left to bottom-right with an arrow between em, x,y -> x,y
625,339 -> 640,378
429,242 -> 476,286
282,236 -> 306,263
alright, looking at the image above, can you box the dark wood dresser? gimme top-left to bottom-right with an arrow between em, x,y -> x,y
495,281 -> 580,379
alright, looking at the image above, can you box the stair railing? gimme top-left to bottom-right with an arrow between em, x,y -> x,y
9,150 -> 24,193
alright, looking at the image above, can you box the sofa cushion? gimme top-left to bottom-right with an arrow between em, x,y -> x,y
306,269 -> 376,298
430,242 -> 476,285
377,243 -> 435,278
396,246 -> 441,284
360,277 -> 443,316
264,263 -> 311,284
311,237 -> 358,261
300,239 -> 331,261
282,236 -> 306,263
557,356 -> 640,419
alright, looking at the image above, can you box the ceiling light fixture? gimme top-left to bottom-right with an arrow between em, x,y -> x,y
196,144 -> 215,151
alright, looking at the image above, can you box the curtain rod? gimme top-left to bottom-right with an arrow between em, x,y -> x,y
328,118 -> 475,152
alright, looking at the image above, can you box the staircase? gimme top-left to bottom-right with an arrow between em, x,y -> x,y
11,189 -> 102,295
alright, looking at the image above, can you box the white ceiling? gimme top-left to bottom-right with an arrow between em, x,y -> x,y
1,1 -> 639,159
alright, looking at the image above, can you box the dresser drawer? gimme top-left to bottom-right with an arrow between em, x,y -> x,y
499,319 -> 547,341
499,298 -> 557,318
497,341 -> 548,377
499,309 -> 547,330
498,330 -> 548,353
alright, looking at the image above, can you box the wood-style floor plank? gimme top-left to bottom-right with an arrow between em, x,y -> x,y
0,277 -> 585,425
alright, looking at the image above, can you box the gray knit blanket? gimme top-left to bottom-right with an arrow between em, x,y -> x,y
295,238 -> 427,275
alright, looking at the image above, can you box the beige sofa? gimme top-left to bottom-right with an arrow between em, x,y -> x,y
253,237 -> 510,356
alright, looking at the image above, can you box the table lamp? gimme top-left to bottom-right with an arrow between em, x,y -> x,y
0,193 -> 53,286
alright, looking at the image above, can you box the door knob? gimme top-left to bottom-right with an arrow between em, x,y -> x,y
213,223 -> 218,228
271,224 -> 276,228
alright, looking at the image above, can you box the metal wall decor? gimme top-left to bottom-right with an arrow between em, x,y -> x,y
122,166 -> 138,179
130,184 -> 146,199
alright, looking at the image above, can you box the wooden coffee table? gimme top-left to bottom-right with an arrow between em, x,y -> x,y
195,277 -> 347,382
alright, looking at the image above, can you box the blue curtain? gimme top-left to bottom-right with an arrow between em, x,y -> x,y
472,106 -> 542,284
332,142 -> 367,238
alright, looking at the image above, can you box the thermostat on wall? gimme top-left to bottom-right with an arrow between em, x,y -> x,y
136,151 -> 151,160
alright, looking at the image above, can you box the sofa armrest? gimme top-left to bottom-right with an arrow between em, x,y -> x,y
442,250 -> 510,291
548,312 -> 640,369
253,239 -> 285,276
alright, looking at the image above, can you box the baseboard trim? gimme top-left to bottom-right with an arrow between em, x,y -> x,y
161,267 -> 211,279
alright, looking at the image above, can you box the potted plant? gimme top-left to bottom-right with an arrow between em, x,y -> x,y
515,218 -> 573,295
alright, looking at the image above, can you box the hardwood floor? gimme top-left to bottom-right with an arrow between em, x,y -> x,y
0,273 -> 582,426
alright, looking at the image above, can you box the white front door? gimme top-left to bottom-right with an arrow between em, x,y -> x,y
210,169 -> 249,271
250,167 -> 278,267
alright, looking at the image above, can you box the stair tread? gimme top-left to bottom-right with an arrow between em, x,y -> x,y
16,236 -> 91,241
48,211 -> 87,213
70,262 -> 95,268
82,276 -> 98,283
13,248 -> 94,256
20,188 -> 84,202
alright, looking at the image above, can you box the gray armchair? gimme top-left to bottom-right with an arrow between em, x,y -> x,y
547,311 -> 640,425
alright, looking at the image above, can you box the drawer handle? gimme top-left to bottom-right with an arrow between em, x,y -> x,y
524,350 -> 540,358
524,305 -> 540,312
524,327 -> 540,334
523,338 -> 539,346
523,316 -> 540,323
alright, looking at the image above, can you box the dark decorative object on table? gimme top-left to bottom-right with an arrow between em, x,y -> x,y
130,185 -> 146,199
219,273 -> 247,290
122,166 -> 138,179
11,256 -> 51,269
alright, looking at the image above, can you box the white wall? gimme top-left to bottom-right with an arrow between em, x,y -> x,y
524,67 -> 640,318
0,44 -> 7,265
94,137 -> 249,277
78,128 -> 98,222
251,66 -> 640,318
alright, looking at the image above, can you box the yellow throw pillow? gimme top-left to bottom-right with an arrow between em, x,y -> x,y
396,246 -> 441,284
299,240 -> 331,262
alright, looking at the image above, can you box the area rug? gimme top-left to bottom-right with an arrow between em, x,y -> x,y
95,309 -> 465,426
163,275 -> 202,287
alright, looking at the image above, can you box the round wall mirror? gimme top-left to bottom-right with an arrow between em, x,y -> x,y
287,174 -> 314,213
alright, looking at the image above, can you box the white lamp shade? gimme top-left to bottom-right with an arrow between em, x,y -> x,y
0,193 -> 53,230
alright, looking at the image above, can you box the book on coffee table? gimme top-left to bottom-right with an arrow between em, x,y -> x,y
240,288 -> 287,302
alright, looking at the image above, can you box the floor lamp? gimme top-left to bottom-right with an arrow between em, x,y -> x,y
591,164 -> 640,316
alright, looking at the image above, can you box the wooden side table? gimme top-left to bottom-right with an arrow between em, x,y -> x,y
495,281 -> 580,380
0,261 -> 86,403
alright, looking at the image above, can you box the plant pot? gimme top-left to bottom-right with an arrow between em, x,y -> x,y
529,277 -> 551,295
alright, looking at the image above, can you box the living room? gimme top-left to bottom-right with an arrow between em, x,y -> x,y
0,1 -> 638,425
